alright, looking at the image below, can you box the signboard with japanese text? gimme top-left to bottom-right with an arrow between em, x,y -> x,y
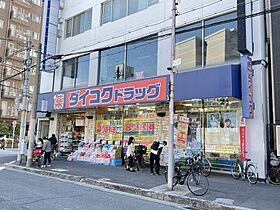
241,55 -> 254,118
176,116 -> 188,148
95,120 -> 122,141
53,76 -> 168,110
123,118 -> 155,146
239,117 -> 246,160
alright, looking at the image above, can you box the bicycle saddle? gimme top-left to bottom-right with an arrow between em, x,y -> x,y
246,158 -> 251,161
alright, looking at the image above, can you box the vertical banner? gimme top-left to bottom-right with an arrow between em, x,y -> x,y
176,116 -> 189,148
239,117 -> 246,161
241,55 -> 254,118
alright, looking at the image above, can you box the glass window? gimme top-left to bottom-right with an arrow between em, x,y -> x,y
176,22 -> 202,71
85,9 -> 92,31
148,0 -> 158,6
73,15 -> 81,36
112,0 -> 127,21
127,37 -> 158,80
205,13 -> 239,66
0,0 -> 6,9
0,19 -> 4,29
102,1 -> 112,24
62,59 -> 75,90
65,18 -> 72,38
99,45 -> 125,84
76,55 -> 89,88
128,0 -> 148,15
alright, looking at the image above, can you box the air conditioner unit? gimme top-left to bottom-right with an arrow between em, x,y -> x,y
57,29 -> 62,38
59,0 -> 65,10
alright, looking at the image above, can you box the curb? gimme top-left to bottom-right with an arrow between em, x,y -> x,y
6,164 -> 253,210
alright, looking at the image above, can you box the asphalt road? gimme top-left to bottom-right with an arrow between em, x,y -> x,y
0,149 -> 17,164
0,168 -> 188,210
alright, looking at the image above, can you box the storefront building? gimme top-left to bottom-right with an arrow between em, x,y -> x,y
39,0 -> 268,178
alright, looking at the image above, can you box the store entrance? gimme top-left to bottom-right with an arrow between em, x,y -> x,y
58,113 -> 85,155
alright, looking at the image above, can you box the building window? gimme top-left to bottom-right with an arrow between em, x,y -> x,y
112,0 -> 127,21
65,18 -> 72,38
27,30 -> 40,40
204,12 -> 239,66
65,9 -> 92,38
32,0 -> 41,7
99,36 -> 158,84
176,22 -> 203,71
62,54 -> 89,90
31,13 -> 41,23
101,0 -> 159,25
126,37 -> 158,80
0,19 -> 3,29
99,45 -> 125,84
174,12 -> 238,72
0,0 -> 6,10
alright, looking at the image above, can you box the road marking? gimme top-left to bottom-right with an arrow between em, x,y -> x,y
50,168 -> 69,172
0,166 -> 6,171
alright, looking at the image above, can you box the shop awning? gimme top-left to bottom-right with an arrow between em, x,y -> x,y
174,64 -> 241,101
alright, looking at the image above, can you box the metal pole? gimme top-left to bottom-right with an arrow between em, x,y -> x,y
26,44 -> 42,167
17,36 -> 32,162
167,0 -> 177,190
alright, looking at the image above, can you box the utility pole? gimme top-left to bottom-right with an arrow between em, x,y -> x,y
26,44 -> 42,167
17,36 -> 32,163
167,0 -> 177,190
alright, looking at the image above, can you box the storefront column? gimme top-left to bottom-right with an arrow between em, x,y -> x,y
48,113 -> 59,138
84,110 -> 96,140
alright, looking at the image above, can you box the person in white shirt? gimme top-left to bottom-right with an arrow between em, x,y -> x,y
150,140 -> 167,175
126,136 -> 135,172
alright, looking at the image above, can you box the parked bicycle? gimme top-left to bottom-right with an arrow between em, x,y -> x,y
124,145 -> 146,171
197,152 -> 212,177
164,155 -> 209,196
231,152 -> 258,184
267,152 -> 280,185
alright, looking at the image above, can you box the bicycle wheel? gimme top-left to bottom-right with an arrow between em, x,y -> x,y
201,157 -> 211,177
231,161 -> 241,180
246,164 -> 258,184
187,171 -> 209,196
267,168 -> 280,185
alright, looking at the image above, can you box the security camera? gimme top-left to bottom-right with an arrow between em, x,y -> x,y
261,59 -> 268,68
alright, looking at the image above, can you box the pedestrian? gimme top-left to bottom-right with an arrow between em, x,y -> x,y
2,135 -> 7,150
35,138 -> 43,149
150,140 -> 167,175
49,134 -> 58,158
42,137 -> 52,168
126,136 -> 136,172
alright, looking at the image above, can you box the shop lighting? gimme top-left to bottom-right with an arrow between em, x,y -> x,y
183,104 -> 192,107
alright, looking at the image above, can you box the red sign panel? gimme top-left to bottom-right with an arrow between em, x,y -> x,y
53,76 -> 167,110
239,125 -> 246,161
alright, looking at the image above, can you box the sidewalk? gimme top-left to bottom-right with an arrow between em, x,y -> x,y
8,157 -> 280,210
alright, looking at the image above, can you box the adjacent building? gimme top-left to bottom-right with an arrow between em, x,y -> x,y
0,0 -> 43,127
38,0 -> 269,179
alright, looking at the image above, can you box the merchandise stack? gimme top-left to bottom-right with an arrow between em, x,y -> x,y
67,139 -> 122,166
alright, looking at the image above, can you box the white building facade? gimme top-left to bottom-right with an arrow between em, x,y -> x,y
38,0 -> 269,179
